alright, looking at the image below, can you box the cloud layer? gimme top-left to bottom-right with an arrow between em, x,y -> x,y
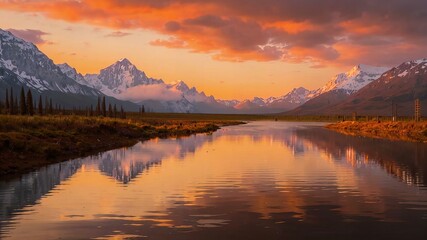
118,84 -> 182,102
7,28 -> 50,45
2,0 -> 427,66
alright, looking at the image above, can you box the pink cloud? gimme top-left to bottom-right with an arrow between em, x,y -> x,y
7,28 -> 51,45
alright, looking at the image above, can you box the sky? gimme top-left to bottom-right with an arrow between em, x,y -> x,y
1,0 -> 427,100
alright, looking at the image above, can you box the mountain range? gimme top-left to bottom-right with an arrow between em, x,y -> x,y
1,28 -> 426,116
0,29 -> 138,110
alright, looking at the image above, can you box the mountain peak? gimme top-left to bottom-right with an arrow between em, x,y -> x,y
173,80 -> 191,92
117,58 -> 131,64
313,64 -> 390,96
0,28 -> 38,52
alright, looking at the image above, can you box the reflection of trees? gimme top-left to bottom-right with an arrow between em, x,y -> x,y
0,159 -> 82,224
292,127 -> 427,186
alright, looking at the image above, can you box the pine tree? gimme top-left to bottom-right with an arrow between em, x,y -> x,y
142,105 -> 145,113
26,89 -> 34,116
108,103 -> 113,117
101,96 -> 106,117
44,96 -> 48,114
96,96 -> 101,116
38,95 -> 43,115
10,88 -> 14,115
20,87 -> 27,115
120,106 -> 124,119
49,98 -> 53,114
90,105 -> 94,116
113,104 -> 117,118
5,89 -> 9,112
14,96 -> 18,115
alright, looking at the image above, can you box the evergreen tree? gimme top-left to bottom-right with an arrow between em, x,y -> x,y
108,103 -> 113,117
49,98 -> 53,114
10,88 -> 14,115
38,95 -> 43,115
45,96 -> 49,114
5,89 -> 9,112
113,104 -> 117,118
90,105 -> 94,116
14,96 -> 18,115
141,105 -> 145,113
20,87 -> 27,115
26,89 -> 34,116
101,96 -> 106,117
96,96 -> 101,116
120,106 -> 124,119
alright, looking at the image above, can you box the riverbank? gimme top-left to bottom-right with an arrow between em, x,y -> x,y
326,121 -> 427,142
0,115 -> 243,176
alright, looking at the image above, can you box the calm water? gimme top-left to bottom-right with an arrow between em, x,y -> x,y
1,122 -> 427,239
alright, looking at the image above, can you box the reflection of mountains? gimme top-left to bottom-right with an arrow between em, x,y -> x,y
98,134 -> 214,184
0,159 -> 82,232
223,123 -> 427,187
291,127 -> 427,187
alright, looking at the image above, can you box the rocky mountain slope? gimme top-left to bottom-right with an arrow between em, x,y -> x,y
287,64 -> 390,115
330,59 -> 427,116
0,29 -> 138,110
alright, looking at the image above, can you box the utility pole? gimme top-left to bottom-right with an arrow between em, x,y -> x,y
415,99 -> 420,122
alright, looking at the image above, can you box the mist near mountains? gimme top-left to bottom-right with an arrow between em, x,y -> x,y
118,83 -> 182,102
1,28 -> 426,115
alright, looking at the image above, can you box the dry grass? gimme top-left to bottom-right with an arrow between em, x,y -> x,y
326,121 -> 427,142
0,115 -> 243,176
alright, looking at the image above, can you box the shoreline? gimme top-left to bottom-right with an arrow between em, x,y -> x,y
326,121 -> 427,143
0,115 -> 243,177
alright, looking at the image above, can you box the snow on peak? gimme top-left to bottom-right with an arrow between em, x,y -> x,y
313,64 -> 390,96
82,58 -> 163,94
0,29 -> 38,52
404,58 -> 427,65
172,80 -> 190,92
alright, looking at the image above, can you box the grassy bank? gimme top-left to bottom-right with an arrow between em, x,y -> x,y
326,121 -> 427,142
0,115 -> 243,176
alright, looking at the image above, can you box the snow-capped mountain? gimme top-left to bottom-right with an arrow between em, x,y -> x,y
60,58 -> 234,113
287,64 -> 390,115
0,29 -> 99,96
169,81 -> 216,104
57,63 -> 87,85
217,99 -> 240,108
81,58 -> 164,95
331,58 -> 427,115
0,28 -> 139,110
311,64 -> 389,97
268,87 -> 312,108
228,87 -> 313,113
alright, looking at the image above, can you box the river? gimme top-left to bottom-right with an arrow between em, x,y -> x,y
1,121 -> 426,239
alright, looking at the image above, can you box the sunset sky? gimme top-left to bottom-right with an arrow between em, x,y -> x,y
1,0 -> 426,100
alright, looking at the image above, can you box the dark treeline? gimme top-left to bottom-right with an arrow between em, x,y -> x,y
0,87 -> 141,119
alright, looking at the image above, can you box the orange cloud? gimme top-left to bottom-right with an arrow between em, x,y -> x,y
2,0 -> 427,67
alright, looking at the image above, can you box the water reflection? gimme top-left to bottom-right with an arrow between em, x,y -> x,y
0,122 -> 426,239
293,127 -> 427,187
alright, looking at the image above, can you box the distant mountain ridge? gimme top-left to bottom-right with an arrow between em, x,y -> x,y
60,58 -> 320,113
